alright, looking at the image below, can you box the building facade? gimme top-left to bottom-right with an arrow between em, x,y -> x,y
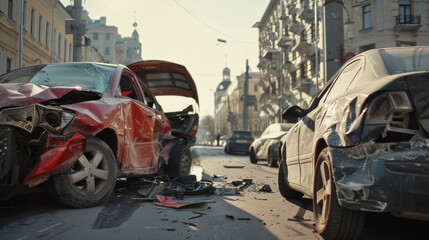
255,0 -> 429,129
86,17 -> 120,64
0,0 -> 73,74
86,16 -> 142,65
214,67 -> 263,137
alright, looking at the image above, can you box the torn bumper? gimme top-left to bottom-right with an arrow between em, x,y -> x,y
330,140 -> 429,215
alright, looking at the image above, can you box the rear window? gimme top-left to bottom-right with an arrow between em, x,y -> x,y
380,47 -> 429,75
232,131 -> 253,139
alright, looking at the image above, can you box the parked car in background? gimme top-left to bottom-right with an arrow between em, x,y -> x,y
249,123 -> 294,167
0,60 -> 199,208
224,131 -> 254,154
278,47 -> 429,239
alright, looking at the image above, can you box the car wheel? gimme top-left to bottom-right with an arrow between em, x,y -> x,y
51,137 -> 117,208
168,144 -> 192,179
313,148 -> 365,240
224,146 -> 230,154
249,148 -> 257,164
267,148 -> 278,167
278,159 -> 303,199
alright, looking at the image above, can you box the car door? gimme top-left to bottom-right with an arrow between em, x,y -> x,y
119,71 -> 164,170
298,59 -> 363,190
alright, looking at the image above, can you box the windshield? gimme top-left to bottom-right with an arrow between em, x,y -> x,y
380,47 -> 429,75
0,63 -> 116,94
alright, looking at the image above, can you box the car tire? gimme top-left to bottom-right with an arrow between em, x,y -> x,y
249,148 -> 257,164
278,159 -> 303,199
224,146 -> 230,154
51,137 -> 117,208
313,148 -> 365,240
168,144 -> 192,180
267,148 -> 278,167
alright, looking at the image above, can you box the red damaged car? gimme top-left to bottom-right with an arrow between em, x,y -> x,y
0,60 -> 199,207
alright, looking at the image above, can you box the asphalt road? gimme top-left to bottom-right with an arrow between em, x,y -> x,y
0,145 -> 427,239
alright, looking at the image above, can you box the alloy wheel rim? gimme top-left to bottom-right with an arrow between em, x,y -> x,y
315,160 -> 332,225
180,152 -> 191,175
67,147 -> 109,196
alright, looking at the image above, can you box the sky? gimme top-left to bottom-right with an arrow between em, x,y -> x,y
60,0 -> 270,117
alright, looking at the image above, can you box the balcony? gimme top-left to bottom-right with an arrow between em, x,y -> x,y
263,48 -> 281,60
394,15 -> 421,33
281,60 -> 296,72
287,3 -> 298,15
292,78 -> 311,93
292,37 -> 312,54
289,21 -> 304,35
277,36 -> 293,49
297,4 -> 313,22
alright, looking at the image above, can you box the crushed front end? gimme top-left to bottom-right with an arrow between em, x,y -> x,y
0,103 -> 84,199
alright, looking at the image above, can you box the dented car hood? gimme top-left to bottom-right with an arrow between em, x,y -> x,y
0,83 -> 101,108
127,60 -> 199,104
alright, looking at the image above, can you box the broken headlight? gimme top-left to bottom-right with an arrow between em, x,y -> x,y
364,91 -> 416,140
0,104 -> 75,133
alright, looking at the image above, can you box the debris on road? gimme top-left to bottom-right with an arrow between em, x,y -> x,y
155,195 -> 208,209
238,217 -> 251,221
182,222 -> 198,227
254,197 -> 268,200
188,214 -> 203,220
215,188 -> 240,196
223,165 -> 245,168
213,174 -> 227,179
231,181 -> 243,187
287,216 -> 311,222
225,215 -> 235,220
260,185 -> 272,192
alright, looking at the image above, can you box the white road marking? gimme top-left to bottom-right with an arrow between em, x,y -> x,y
37,223 -> 62,233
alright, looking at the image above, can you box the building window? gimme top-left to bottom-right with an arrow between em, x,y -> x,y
106,33 -> 110,40
30,7 -> 35,36
69,43 -> 72,62
300,62 -> 307,79
58,33 -> 62,58
254,84 -> 257,92
23,1 -> 28,30
45,21 -> 50,48
38,15 -> 43,43
105,47 -> 110,55
362,4 -> 372,29
359,43 -> 375,53
6,57 -> 12,72
53,29 -> 56,54
64,39 -> 67,61
7,0 -> 14,20
399,0 -> 412,24
93,33 -> 98,40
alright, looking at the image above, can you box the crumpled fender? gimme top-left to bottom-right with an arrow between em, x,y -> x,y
23,133 -> 86,188
320,94 -> 369,147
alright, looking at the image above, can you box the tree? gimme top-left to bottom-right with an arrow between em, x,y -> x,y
200,115 -> 215,144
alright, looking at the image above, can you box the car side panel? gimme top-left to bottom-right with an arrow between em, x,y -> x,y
286,123 -> 301,185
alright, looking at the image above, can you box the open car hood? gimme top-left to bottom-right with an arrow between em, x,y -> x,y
127,60 -> 199,105
0,83 -> 101,108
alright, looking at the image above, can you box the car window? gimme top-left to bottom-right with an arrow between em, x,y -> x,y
380,47 -> 429,74
119,75 -> 141,101
142,87 -> 159,110
232,131 -> 252,139
324,60 -> 362,102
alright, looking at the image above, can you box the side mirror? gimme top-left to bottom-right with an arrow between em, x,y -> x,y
282,105 -> 306,121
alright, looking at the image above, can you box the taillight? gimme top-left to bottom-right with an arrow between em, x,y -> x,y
364,91 -> 416,138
